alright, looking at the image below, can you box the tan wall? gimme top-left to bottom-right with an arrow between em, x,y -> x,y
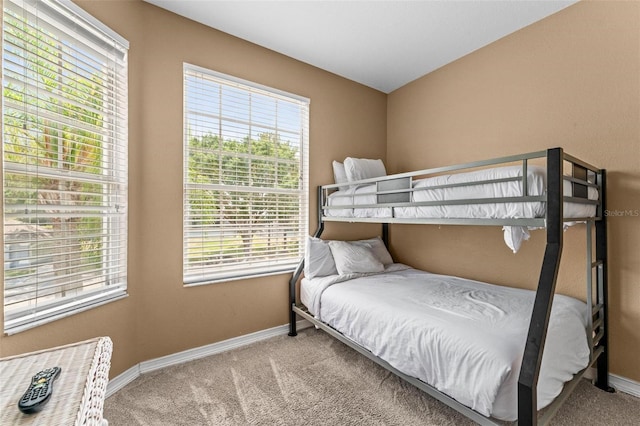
0,0 -> 387,376
387,1 -> 640,381
2,0 -> 638,387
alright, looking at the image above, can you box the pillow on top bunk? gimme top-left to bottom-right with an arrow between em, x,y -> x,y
328,240 -> 384,275
343,157 -> 387,182
332,161 -> 349,191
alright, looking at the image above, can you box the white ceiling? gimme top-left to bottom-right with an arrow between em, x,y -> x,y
144,0 -> 578,93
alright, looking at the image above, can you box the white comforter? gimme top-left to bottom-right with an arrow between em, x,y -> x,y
301,265 -> 590,421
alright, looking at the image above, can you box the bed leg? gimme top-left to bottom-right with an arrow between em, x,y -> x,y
289,260 -> 303,337
288,258 -> 304,337
518,383 -> 536,426
596,352 -> 614,392
289,306 -> 297,337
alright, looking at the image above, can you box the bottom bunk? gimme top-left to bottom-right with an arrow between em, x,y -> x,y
291,236 -> 606,425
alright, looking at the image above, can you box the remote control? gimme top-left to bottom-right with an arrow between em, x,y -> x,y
18,367 -> 61,414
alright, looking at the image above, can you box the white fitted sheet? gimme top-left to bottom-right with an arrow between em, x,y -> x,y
324,165 -> 598,252
301,264 -> 590,421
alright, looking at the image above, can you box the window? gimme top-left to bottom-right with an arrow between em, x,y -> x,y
183,64 -> 309,284
2,0 -> 128,333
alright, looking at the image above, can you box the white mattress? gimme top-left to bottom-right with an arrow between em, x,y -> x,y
324,165 -> 598,252
301,264 -> 590,421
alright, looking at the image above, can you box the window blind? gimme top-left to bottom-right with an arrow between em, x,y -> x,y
183,64 -> 309,284
2,0 -> 128,333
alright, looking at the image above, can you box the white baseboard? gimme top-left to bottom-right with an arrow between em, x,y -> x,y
105,363 -> 140,398
107,320 -> 640,402
610,373 -> 640,398
106,320 -> 312,398
582,369 -> 640,398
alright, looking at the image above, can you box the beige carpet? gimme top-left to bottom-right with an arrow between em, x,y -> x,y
104,328 -> 640,425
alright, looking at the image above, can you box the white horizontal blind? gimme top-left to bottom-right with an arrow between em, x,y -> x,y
183,64 -> 309,284
2,0 -> 128,333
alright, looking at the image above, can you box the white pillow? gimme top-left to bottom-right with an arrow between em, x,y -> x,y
343,157 -> 387,182
328,240 -> 384,275
332,161 -> 349,191
353,236 -> 393,265
304,237 -> 338,278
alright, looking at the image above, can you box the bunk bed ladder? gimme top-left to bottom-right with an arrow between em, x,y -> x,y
594,170 -> 613,392
585,168 -> 612,393
518,148 -> 564,425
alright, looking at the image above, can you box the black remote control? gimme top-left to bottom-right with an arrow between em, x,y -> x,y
18,367 -> 61,414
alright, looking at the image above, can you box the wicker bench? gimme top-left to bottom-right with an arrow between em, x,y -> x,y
0,336 -> 112,425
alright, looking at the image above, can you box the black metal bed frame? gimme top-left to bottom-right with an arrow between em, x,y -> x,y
288,147 -> 612,425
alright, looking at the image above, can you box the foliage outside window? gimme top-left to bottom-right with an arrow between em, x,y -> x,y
2,0 -> 128,333
183,64 -> 309,284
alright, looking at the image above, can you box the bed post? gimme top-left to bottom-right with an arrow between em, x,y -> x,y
289,186 -> 325,337
382,223 -> 389,247
595,170 -> 613,392
518,147 -> 564,425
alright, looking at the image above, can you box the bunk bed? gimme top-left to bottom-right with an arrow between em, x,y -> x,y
288,148 -> 612,425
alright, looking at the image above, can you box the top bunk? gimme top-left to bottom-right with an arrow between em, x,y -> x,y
321,148 -> 603,252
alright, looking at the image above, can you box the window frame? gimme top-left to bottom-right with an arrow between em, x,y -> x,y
2,0 -> 129,334
182,63 -> 309,285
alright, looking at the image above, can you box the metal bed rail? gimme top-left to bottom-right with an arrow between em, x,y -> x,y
320,148 -> 600,226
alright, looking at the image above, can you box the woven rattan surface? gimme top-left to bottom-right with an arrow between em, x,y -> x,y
0,336 -> 112,425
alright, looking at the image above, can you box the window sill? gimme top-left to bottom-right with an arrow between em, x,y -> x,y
4,291 -> 128,336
